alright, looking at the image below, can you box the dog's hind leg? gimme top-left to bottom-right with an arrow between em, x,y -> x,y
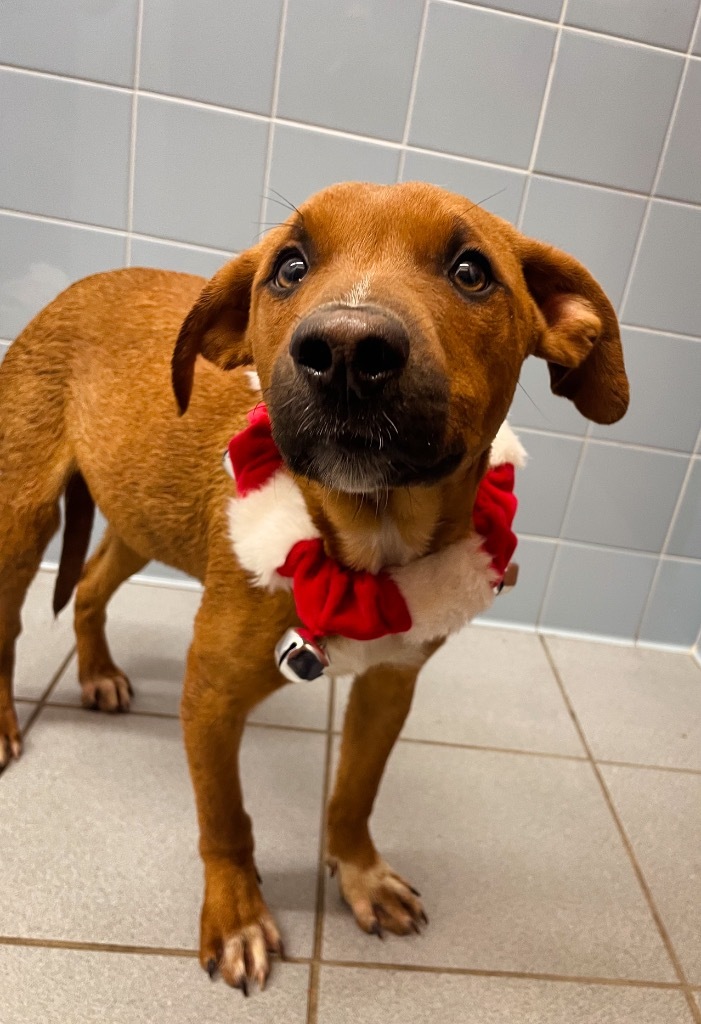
73,527 -> 147,712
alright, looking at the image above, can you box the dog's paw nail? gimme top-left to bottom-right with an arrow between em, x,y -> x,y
238,979 -> 249,998
256,868 -> 263,884
409,886 -> 421,897
420,911 -> 429,925
369,921 -> 384,939
206,958 -> 217,979
410,920 -> 421,935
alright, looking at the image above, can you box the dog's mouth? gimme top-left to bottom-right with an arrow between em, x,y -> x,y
268,374 -> 464,494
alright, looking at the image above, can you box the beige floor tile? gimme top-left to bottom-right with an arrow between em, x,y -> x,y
335,627 -> 584,756
318,967 -> 694,1024
322,742 -> 673,980
15,701 -> 37,730
0,707 -> 324,957
49,579 -> 330,729
0,945 -> 310,1023
14,569 -> 74,700
602,764 -> 701,984
546,639 -> 701,770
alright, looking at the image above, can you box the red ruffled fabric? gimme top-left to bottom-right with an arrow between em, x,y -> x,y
227,405 -> 518,642
278,539 -> 412,642
472,463 -> 518,580
227,405 -> 283,497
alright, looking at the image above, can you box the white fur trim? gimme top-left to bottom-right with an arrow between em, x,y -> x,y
390,536 -> 496,645
489,421 -> 527,469
245,370 -> 262,393
227,471 -> 319,588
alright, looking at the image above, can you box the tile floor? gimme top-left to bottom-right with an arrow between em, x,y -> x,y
1,568 -> 700,1023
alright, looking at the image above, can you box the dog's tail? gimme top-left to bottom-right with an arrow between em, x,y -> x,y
52,472 -> 95,616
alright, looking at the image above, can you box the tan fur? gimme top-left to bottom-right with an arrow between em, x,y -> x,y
0,182 -> 628,994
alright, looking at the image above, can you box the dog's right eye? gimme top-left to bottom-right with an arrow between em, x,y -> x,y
272,250 -> 309,291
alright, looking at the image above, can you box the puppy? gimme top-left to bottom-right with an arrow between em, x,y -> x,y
0,182 -> 628,993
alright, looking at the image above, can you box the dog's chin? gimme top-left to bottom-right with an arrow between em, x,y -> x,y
278,440 -> 464,494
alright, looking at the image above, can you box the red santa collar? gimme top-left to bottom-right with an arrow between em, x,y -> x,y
224,404 -> 525,663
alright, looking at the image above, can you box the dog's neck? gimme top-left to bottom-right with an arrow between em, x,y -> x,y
297,454 -> 487,574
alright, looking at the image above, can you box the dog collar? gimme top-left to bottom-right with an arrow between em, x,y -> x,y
224,404 -> 526,680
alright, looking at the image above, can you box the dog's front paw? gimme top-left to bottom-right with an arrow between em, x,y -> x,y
80,669 -> 132,712
200,861 -> 284,995
0,704 -> 22,770
329,856 -> 427,937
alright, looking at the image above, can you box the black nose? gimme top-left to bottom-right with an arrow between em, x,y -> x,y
289,305 -> 410,398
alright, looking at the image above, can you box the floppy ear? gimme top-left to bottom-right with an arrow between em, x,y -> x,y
518,237 -> 629,424
171,248 -> 261,413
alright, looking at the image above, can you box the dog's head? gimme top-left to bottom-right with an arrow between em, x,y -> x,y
173,182 -> 627,493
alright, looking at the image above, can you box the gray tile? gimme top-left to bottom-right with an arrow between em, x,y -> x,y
592,328 -> 701,452
13,570 -> 74,701
132,96 -> 268,250
0,945 -> 310,1023
563,444 -> 688,553
639,559 -> 701,648
540,544 -> 657,639
318,966 -> 694,1024
624,202 -> 701,337
0,707 -> 323,955
0,213 -> 125,340
453,0 -> 563,20
548,636 -> 701,768
322,742 -> 673,978
477,536 -> 557,626
130,237 -> 228,279
409,4 -> 556,166
140,0 -> 282,115
0,0 -> 138,86
267,124 -> 400,213
277,0 -> 424,141
402,150 -> 526,223
521,176 -> 646,309
695,17 -> 701,55
566,0 -> 698,51
50,577 -> 331,729
512,431 -> 582,537
536,32 -> 683,191
508,355 -> 589,435
657,61 -> 701,205
0,70 -> 131,229
335,626 -> 583,755
669,460 -> 701,559
603,765 -> 701,984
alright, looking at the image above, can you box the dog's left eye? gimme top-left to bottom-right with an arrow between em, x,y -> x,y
273,250 -> 308,290
450,251 -> 493,294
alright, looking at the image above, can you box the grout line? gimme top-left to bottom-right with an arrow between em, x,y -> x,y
0,934 -> 691,992
0,206 -> 235,256
598,758 -> 701,778
435,0 -> 701,58
516,0 -> 569,227
0,62 -> 133,92
306,680 -> 337,1024
258,0 -> 289,232
514,427 -> 699,458
397,0 -> 431,182
540,636 -> 701,1024
124,0 -> 144,266
19,648 -> 77,739
0,936 -> 198,957
396,734 -> 587,763
317,955 -> 685,990
635,423 -> 701,641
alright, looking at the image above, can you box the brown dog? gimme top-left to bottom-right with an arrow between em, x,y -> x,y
0,182 -> 628,993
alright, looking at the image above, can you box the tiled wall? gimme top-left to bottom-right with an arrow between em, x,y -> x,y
1,0 -> 700,650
